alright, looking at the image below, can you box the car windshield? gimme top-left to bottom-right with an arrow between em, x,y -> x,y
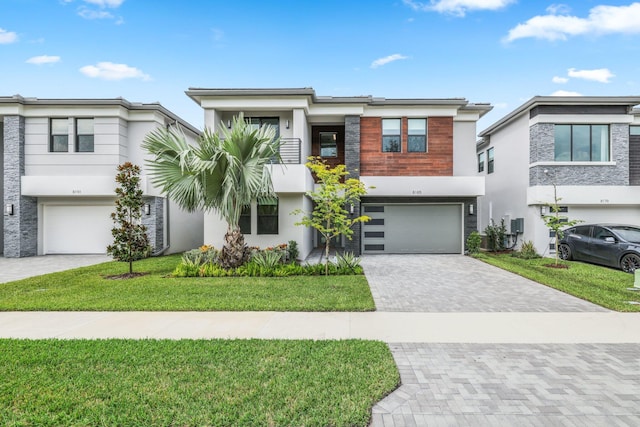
611,226 -> 640,243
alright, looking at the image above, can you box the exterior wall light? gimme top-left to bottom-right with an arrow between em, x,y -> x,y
285,120 -> 290,129
226,120 -> 231,129
144,203 -> 151,215
5,204 -> 13,216
540,205 -> 547,216
468,204 -> 474,215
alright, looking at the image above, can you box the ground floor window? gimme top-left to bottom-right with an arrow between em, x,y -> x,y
239,205 -> 251,234
257,198 -> 278,234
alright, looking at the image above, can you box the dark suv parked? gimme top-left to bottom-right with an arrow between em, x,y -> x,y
558,224 -> 640,273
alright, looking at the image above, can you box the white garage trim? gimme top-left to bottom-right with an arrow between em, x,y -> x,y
40,200 -> 115,255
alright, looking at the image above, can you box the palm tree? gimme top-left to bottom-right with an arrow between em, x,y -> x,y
142,114 -> 280,268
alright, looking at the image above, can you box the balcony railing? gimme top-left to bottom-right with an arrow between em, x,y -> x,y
276,138 -> 302,164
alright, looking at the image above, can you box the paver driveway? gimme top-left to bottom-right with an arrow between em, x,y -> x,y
0,255 -> 110,283
364,255 -> 639,426
362,254 -> 606,312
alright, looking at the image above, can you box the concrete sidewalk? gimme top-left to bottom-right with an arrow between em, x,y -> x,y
2,311 -> 640,343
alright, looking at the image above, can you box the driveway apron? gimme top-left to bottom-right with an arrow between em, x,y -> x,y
362,254 -> 606,312
0,255 -> 111,283
363,255 -> 639,426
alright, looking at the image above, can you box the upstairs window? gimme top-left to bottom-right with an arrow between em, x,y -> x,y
257,198 -> 278,234
631,126 -> 640,136
478,152 -> 485,173
407,118 -> 427,152
76,118 -> 94,152
319,131 -> 338,158
50,118 -> 69,152
554,124 -> 610,162
487,147 -> 495,174
382,118 -> 401,152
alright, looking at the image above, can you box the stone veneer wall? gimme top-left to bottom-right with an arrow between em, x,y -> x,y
4,116 -> 37,257
529,123 -> 629,186
344,115 -> 361,255
142,196 -> 164,254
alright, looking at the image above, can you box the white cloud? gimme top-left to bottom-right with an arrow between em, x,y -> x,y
26,55 -> 61,65
78,6 -> 113,19
0,28 -> 18,44
552,76 -> 569,84
546,4 -> 571,15
551,90 -> 582,96
370,54 -> 409,69
79,62 -> 151,81
568,67 -> 614,83
83,0 -> 124,6
403,0 -> 514,17
505,2 -> 640,42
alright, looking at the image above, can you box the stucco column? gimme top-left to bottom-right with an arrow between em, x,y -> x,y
4,115 -> 37,257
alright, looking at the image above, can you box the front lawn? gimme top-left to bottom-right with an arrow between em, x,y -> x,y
0,255 -> 375,311
0,339 -> 399,427
476,253 -> 640,311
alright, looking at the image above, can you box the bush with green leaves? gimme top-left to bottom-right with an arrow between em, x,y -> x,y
336,252 -> 362,271
485,219 -> 507,252
512,240 -> 540,259
173,260 -> 363,278
287,240 -> 299,262
466,231 -> 482,255
252,250 -> 283,269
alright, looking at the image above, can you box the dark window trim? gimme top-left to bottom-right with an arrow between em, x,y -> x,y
50,118 -> 69,153
239,205 -> 251,235
487,147 -> 494,174
382,118 -> 401,153
407,118 -> 427,153
257,199 -> 278,235
75,118 -> 95,153
554,124 -> 610,162
478,152 -> 485,173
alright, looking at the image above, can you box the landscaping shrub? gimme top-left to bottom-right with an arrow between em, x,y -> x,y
466,231 -> 481,255
485,219 -> 507,252
173,243 -> 363,277
512,240 -> 540,259
287,240 -> 299,261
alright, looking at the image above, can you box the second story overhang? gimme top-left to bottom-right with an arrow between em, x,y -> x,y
360,176 -> 485,198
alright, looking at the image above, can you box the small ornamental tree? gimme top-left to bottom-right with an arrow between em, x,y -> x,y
107,162 -> 151,275
292,157 -> 370,275
543,183 -> 581,266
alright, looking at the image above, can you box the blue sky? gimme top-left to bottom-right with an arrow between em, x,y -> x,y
2,0 -> 640,132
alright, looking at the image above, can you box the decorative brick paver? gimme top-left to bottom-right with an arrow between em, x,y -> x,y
371,343 -> 640,426
362,254 -> 606,312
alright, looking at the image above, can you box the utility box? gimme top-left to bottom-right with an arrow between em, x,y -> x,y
511,218 -> 524,234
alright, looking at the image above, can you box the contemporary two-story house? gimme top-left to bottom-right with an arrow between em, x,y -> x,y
187,88 -> 491,259
477,96 -> 640,255
0,95 -> 204,257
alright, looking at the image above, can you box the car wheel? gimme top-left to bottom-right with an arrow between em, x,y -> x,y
620,253 -> 640,273
559,244 -> 572,261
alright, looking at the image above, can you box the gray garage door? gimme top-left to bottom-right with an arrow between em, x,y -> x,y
362,204 -> 462,254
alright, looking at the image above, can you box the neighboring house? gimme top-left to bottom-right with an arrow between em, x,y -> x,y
476,96 -> 640,256
187,88 -> 491,259
0,95 -> 204,257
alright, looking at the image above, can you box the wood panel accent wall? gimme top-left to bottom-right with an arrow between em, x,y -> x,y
360,116 -> 453,176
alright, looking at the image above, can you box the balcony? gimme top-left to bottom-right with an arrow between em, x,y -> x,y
276,138 -> 301,164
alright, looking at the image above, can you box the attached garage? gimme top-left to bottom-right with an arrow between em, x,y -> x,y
362,203 -> 463,254
42,204 -> 114,254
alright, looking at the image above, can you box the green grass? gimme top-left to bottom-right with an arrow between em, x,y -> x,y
476,253 -> 640,311
0,255 -> 375,311
0,339 -> 399,427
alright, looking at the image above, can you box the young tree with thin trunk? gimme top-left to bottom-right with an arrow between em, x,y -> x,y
107,162 -> 151,274
293,157 -> 370,275
543,183 -> 581,266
